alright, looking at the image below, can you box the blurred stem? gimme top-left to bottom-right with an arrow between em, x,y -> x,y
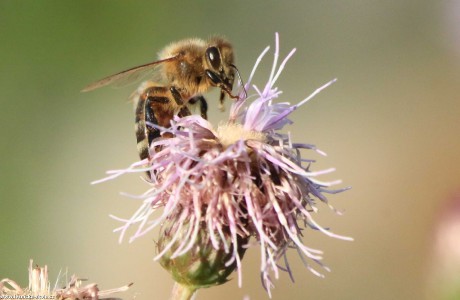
170,282 -> 196,300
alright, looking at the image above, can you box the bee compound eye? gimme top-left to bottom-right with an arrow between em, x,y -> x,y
206,46 -> 221,70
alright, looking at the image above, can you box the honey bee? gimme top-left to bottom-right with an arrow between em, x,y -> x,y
82,36 -> 239,162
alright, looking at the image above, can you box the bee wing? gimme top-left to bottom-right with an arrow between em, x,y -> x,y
81,54 -> 180,92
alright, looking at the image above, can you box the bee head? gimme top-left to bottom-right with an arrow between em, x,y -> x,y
204,37 -> 236,99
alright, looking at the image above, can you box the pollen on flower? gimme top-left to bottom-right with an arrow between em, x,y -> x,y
97,32 -> 351,296
216,122 -> 266,148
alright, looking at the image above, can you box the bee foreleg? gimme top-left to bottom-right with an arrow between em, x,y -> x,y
188,96 -> 208,119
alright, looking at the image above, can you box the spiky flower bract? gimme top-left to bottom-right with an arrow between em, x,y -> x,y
96,33 -> 351,297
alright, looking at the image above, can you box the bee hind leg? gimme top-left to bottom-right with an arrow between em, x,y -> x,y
144,96 -> 168,146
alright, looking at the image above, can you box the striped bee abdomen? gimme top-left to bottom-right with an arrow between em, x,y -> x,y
134,84 -> 192,162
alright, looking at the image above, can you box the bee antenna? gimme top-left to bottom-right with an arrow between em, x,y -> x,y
230,64 -> 247,99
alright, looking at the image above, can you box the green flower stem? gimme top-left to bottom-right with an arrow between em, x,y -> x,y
170,282 -> 196,300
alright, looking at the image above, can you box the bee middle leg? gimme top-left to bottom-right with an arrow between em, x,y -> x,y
168,85 -> 192,118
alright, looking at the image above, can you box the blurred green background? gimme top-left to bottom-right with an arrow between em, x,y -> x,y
1,1 -> 460,299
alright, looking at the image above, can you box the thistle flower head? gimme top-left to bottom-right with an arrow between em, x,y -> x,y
97,33 -> 351,296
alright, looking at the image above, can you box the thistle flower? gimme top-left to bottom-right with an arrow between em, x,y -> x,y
96,33 -> 351,298
0,260 -> 132,299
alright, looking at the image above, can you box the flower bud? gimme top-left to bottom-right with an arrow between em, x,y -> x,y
157,212 -> 247,289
